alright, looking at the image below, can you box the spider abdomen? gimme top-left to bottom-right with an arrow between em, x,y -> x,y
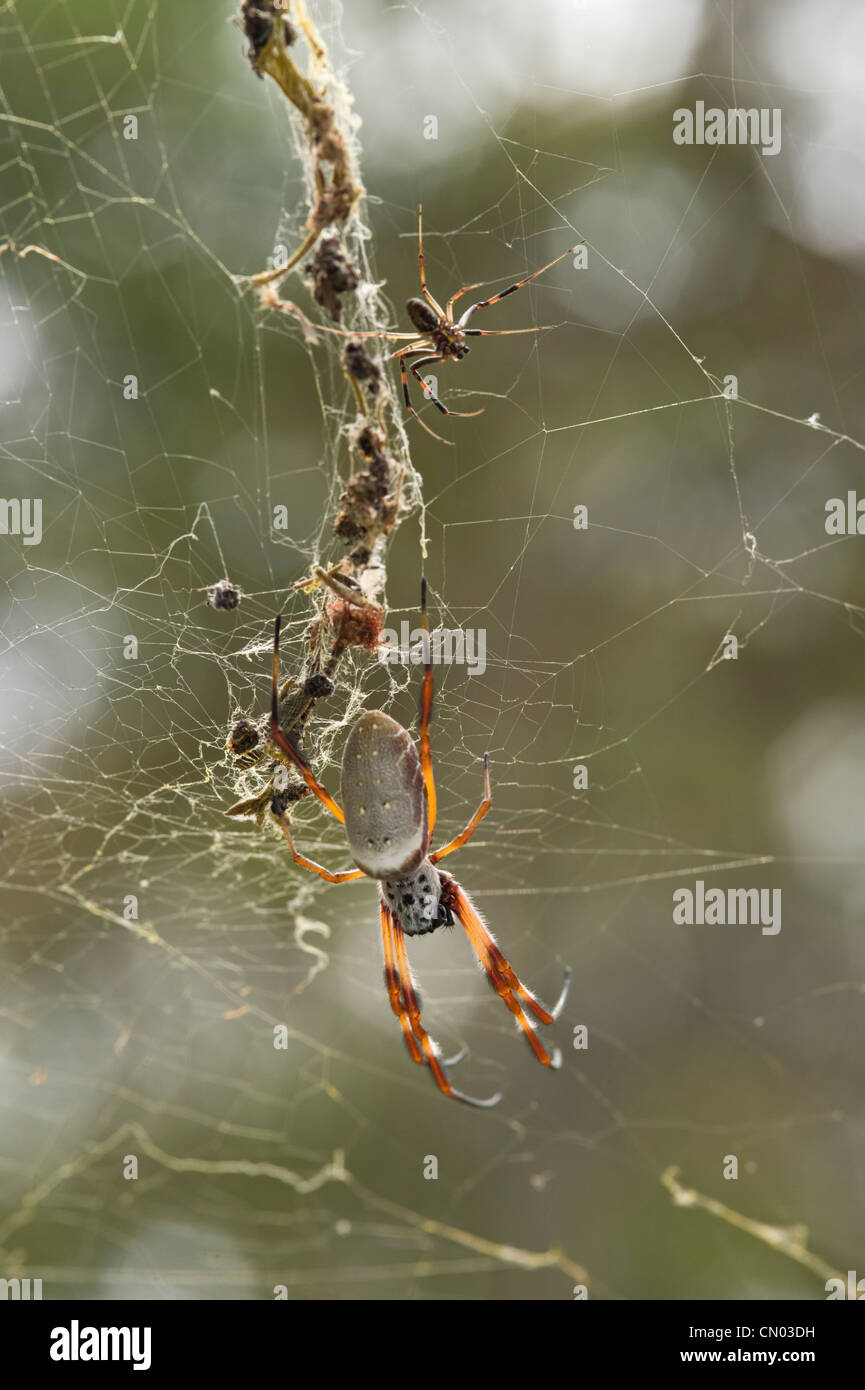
382,861 -> 453,936
341,711 -> 430,878
406,297 -> 440,335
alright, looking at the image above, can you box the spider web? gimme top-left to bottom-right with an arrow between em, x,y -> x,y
1,0 -> 864,1300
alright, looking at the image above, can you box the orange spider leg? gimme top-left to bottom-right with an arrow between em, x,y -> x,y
270,616 -> 345,823
416,204 -> 446,318
387,338 -> 431,361
431,753 -> 491,863
445,282 -> 484,320
381,902 -> 423,1064
272,811 -> 364,883
449,883 -> 570,1067
410,356 -> 484,419
391,915 -> 451,1081
456,882 -> 571,1024
463,325 -> 560,337
457,242 -> 580,326
397,350 -> 454,445
390,911 -> 501,1108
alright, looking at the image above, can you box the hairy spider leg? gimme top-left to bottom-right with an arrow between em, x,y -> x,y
450,884 -> 571,1068
270,615 -> 345,823
381,901 -> 424,1064
272,810 -> 363,883
431,752 -> 491,863
382,902 -> 502,1108
455,883 -> 571,1024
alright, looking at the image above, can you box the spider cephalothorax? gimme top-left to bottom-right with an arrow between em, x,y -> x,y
266,580 -> 570,1107
381,863 -> 455,937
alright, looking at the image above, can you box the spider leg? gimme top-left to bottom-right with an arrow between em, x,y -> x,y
462,885 -> 571,1024
431,753 -> 491,863
386,338 -> 431,361
445,282 -> 484,319
416,204 -> 446,318
314,325 -> 420,341
381,907 -> 467,1067
382,902 -> 423,1064
386,907 -> 502,1108
463,325 -> 560,337
267,299 -> 419,343
272,810 -> 364,882
457,242 -> 579,328
397,349 -> 454,446
411,356 -> 485,419
270,616 -> 345,823
418,577 -> 437,836
449,883 -> 570,1067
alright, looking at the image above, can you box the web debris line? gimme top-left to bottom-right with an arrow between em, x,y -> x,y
0,1123 -> 587,1291
224,1 -> 420,834
662,1167 -> 843,1288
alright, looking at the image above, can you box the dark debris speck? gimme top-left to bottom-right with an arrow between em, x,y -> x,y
241,2 -> 297,71
228,718 -> 259,756
304,234 -> 360,322
303,672 -> 335,699
343,341 -> 383,396
208,578 -> 242,611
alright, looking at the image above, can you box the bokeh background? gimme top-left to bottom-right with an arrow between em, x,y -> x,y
1,0 -> 864,1299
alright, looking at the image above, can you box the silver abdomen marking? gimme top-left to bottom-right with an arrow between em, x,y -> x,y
341,711 -> 430,878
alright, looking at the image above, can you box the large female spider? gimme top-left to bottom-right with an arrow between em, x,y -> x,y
280,207 -> 577,445
268,582 -> 570,1107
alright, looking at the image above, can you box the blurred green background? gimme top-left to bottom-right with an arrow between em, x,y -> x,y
1,0 -> 864,1299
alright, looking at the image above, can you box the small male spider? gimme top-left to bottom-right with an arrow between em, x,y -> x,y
280,207 -> 577,445
268,581 -> 571,1107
